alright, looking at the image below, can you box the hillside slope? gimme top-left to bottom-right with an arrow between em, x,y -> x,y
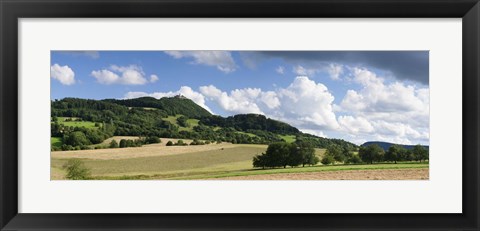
51,97 -> 357,149
103,96 -> 212,118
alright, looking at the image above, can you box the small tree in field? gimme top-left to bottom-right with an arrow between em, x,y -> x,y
109,139 -> 119,148
63,159 -> 91,180
321,155 -> 334,165
166,141 -> 174,146
119,139 -> 127,148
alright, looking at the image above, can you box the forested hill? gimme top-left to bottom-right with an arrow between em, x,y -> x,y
51,97 -> 357,150
200,114 -> 300,134
362,141 -> 429,151
103,96 -> 211,118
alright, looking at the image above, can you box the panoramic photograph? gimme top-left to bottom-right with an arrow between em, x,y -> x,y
50,51 -> 429,180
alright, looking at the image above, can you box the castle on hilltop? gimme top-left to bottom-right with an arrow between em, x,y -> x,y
173,94 -> 187,99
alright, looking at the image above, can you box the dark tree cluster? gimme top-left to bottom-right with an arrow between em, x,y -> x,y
176,116 -> 189,127
321,145 -> 361,165
296,134 -> 357,151
166,140 -> 188,146
51,121 -> 116,151
200,114 -> 300,135
252,141 -> 319,169
103,96 -> 211,118
359,144 -> 429,164
115,136 -> 161,148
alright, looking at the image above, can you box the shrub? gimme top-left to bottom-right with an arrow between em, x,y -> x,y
109,140 -> 119,148
63,159 -> 91,180
145,136 -> 161,144
345,155 -> 362,164
166,141 -> 174,146
119,139 -> 127,148
321,155 -> 334,165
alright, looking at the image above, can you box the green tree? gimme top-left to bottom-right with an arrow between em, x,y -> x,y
176,116 -> 189,127
324,145 -> 344,163
166,141 -> 174,146
265,142 -> 291,168
63,159 -> 91,180
119,139 -> 127,148
64,131 -> 91,147
412,145 -> 428,162
109,139 -> 119,148
359,144 -> 384,164
287,143 -> 303,167
253,154 -> 267,169
345,155 -> 362,164
145,136 -> 161,144
321,155 -> 334,165
385,145 -> 405,164
295,140 -> 318,167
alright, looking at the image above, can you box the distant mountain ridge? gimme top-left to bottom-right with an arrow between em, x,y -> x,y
361,141 -> 429,151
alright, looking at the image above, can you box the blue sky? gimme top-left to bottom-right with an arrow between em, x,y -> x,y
51,51 -> 429,145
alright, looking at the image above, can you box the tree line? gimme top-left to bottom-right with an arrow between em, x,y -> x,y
320,143 -> 428,165
253,142 -> 429,169
253,141 -> 319,169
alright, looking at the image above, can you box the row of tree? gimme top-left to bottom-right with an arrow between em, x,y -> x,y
320,143 -> 429,165
253,141 -> 319,169
359,144 -> 429,164
108,136 -> 161,148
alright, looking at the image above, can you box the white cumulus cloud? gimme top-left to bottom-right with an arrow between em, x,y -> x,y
276,66 -> 285,74
164,51 -> 236,73
199,76 -> 339,132
150,74 -> 159,83
338,67 -> 429,145
91,65 -> 148,85
51,64 -> 75,85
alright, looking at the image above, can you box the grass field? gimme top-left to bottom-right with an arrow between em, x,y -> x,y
51,137 -> 63,147
236,131 -> 258,137
50,141 -> 428,180
162,115 -> 199,132
56,117 -> 97,129
279,135 -> 296,143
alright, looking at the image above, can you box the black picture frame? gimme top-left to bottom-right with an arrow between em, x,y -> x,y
1,0 -> 479,230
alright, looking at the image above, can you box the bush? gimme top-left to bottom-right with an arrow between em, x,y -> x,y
321,155 -> 334,165
345,155 -> 362,164
145,136 -> 161,144
166,141 -> 174,146
176,140 -> 188,146
119,139 -> 127,148
109,140 -> 119,148
64,131 -> 91,147
63,159 -> 91,180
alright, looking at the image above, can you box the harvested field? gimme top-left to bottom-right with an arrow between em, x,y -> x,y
209,168 -> 429,180
51,139 -> 264,160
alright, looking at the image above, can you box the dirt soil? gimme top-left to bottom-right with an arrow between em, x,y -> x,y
210,168 -> 429,180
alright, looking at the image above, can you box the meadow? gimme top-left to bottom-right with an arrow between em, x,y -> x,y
56,117 -> 97,128
51,137 -> 428,180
